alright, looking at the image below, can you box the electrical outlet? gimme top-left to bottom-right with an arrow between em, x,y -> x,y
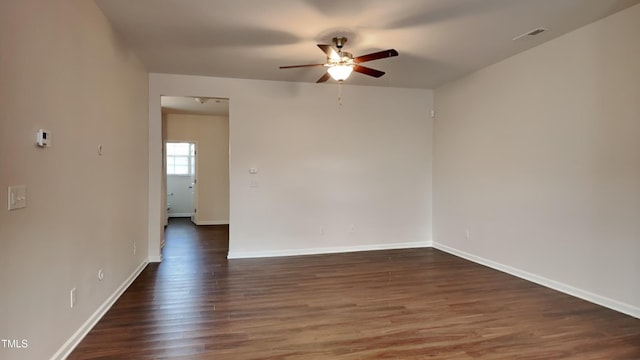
319,226 -> 325,236
133,242 -> 137,255
465,229 -> 470,240
348,224 -> 356,233
98,269 -> 104,281
70,288 -> 77,308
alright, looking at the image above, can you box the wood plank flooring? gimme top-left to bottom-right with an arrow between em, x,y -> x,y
69,218 -> 640,359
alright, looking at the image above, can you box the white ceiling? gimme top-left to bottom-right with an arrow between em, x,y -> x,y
161,96 -> 229,116
95,0 -> 640,89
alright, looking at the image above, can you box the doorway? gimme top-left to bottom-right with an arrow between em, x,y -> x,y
161,95 -> 230,232
165,141 -> 197,223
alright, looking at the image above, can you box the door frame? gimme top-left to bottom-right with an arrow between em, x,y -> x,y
151,89 -> 231,262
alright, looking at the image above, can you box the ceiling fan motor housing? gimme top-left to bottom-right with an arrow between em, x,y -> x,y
328,52 -> 354,67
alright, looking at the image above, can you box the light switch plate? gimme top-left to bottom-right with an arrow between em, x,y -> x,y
8,185 -> 26,210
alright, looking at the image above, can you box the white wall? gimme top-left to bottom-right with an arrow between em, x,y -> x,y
165,113 -> 230,224
149,75 -> 433,259
434,4 -> 640,317
0,1 -> 149,359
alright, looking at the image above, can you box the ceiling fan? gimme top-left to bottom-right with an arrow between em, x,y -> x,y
279,37 -> 399,83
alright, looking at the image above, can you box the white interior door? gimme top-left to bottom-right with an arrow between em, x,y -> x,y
166,142 -> 196,219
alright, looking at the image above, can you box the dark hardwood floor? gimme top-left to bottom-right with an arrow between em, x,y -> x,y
69,218 -> 640,359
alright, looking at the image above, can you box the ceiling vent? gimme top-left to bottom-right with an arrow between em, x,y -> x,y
512,27 -> 547,41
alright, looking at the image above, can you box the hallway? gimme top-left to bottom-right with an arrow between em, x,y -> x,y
162,217 -> 229,276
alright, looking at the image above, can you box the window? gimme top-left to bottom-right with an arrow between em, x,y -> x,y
166,142 -> 195,175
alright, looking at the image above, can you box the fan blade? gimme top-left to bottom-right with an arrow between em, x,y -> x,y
354,49 -> 398,64
279,64 -> 325,69
353,65 -> 385,78
317,44 -> 340,60
316,72 -> 331,83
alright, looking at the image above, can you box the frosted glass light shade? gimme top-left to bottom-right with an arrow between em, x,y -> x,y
327,65 -> 353,81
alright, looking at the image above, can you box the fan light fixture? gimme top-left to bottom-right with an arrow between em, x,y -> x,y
327,65 -> 353,82
279,36 -> 398,85
279,36 -> 398,105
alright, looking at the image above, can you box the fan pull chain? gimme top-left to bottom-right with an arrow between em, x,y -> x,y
338,80 -> 343,106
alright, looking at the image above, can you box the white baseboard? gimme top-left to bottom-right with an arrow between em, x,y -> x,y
228,240 -> 433,259
168,213 -> 193,217
50,259 -> 149,360
148,255 -> 162,263
433,242 -> 640,319
196,219 -> 229,225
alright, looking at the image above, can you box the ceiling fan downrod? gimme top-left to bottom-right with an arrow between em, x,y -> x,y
333,37 -> 347,52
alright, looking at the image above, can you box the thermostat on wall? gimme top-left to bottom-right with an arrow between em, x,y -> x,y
36,129 -> 51,147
